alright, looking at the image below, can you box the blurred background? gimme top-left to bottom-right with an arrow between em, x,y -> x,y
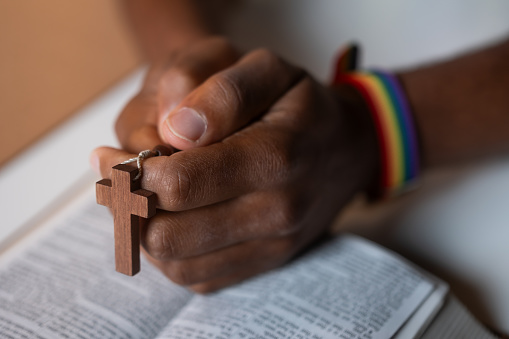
0,0 -> 140,166
2,0 -> 509,165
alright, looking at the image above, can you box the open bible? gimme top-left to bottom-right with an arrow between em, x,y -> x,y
0,186 -> 496,339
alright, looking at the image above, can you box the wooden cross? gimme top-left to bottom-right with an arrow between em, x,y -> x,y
96,164 -> 156,276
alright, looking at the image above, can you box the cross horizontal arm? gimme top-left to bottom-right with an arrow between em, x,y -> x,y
130,189 -> 157,218
96,179 -> 112,208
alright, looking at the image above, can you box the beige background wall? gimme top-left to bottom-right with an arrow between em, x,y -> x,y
0,0 -> 141,166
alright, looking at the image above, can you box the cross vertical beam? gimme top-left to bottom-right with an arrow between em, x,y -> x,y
96,164 -> 156,276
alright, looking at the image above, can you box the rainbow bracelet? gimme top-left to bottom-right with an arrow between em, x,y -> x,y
333,45 -> 420,197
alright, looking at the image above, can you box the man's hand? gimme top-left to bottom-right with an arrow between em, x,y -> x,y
92,48 -> 378,292
113,36 -> 239,153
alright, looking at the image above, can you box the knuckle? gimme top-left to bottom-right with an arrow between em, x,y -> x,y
275,142 -> 294,177
211,71 -> 245,111
166,261 -> 193,286
255,134 -> 295,186
143,226 -> 164,259
158,155 -> 195,211
273,235 -> 300,260
189,283 -> 216,294
143,221 -> 178,261
250,48 -> 281,67
248,48 -> 302,77
272,197 -> 303,236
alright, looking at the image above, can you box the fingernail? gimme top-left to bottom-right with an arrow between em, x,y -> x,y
166,107 -> 207,142
89,152 -> 100,175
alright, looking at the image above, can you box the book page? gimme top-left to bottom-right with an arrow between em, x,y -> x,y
0,189 -> 192,339
420,295 -> 497,339
157,236 -> 436,339
393,281 -> 448,338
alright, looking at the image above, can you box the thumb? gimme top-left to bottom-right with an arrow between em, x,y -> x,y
157,37 -> 238,139
160,49 -> 303,151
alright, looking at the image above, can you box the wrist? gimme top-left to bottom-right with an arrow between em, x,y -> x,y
330,84 -> 380,198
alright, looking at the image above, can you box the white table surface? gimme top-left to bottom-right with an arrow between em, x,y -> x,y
1,0 -> 509,333
0,69 -> 144,249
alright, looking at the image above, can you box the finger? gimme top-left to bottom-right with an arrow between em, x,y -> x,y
188,264 -> 279,294
145,123 -> 297,211
91,145 -> 175,178
115,63 -> 172,153
91,147 -> 134,178
141,190 -> 306,261
157,36 -> 239,125
117,39 -> 238,154
115,90 -> 165,154
188,233 -> 327,293
96,78 -> 316,212
160,48 -> 305,150
142,234 -> 300,287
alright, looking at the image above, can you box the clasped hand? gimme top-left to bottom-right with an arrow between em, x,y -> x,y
91,37 -> 377,292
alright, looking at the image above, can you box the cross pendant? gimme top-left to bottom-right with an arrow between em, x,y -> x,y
96,164 -> 156,276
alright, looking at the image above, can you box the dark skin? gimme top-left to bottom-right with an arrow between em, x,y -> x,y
401,40 -> 509,166
93,44 -> 378,292
91,0 -> 509,292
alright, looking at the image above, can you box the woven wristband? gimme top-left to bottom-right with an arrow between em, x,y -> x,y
332,44 -> 420,197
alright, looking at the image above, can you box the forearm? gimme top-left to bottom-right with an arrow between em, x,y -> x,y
122,0 -> 217,62
399,38 -> 509,168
